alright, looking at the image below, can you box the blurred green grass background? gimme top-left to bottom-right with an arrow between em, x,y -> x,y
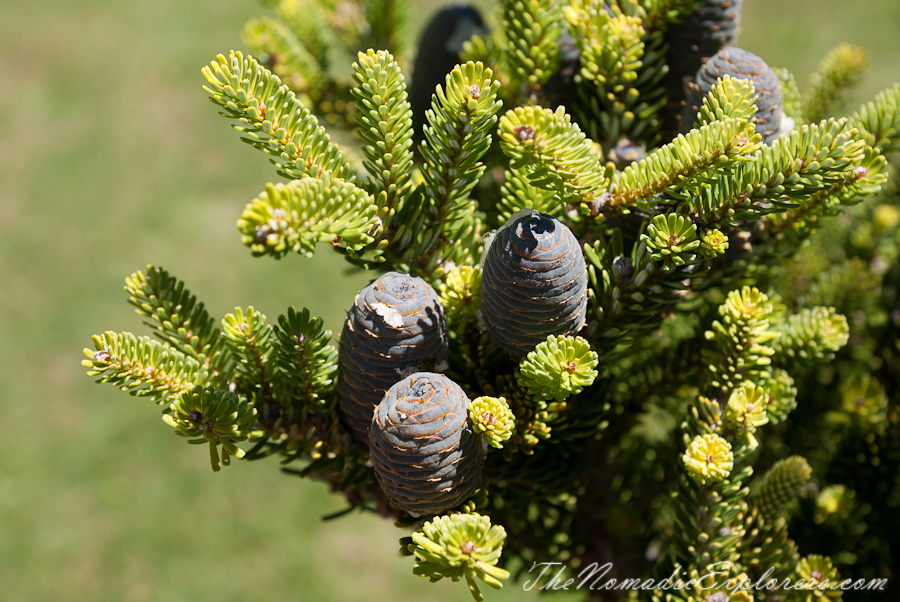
0,0 -> 897,600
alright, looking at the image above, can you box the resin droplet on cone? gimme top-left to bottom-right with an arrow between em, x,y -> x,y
480,211 -> 588,357
369,373 -> 486,516
682,47 -> 785,144
337,272 -> 448,443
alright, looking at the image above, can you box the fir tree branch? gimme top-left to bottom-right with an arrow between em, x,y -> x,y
271,0 -> 331,70
850,82 -> 900,155
271,306 -> 338,410
497,165 -> 560,225
237,177 -> 379,259
608,118 -> 761,212
221,307 -> 274,395
692,74 -> 759,129
393,62 -> 501,272
803,43 -> 869,124
363,0 -> 411,61
163,386 -> 259,472
503,0 -> 562,89
702,286 -> 779,395
690,118 -> 868,226
241,17 -> 324,94
498,105 -> 609,206
83,332 -> 210,404
771,306 -> 849,368
202,51 -> 351,180
565,1 -> 644,89
124,266 -> 224,369
749,456 -> 812,521
762,146 -> 888,242
350,49 -> 414,215
419,61 -> 502,224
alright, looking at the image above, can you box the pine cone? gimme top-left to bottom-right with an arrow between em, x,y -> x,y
682,47 -> 785,144
337,272 -> 448,443
481,211 -> 588,357
369,372 -> 486,516
661,0 -> 743,138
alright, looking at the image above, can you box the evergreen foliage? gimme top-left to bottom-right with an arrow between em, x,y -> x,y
82,1 -> 900,599
804,44 -> 869,124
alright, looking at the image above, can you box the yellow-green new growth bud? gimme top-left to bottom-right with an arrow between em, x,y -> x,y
699,228 -> 729,258
793,555 -> 843,600
873,204 -> 900,231
683,433 -> 734,485
469,396 -> 515,449
408,513 -> 511,601
725,384 -> 770,431
750,456 -> 812,521
163,386 -> 258,472
439,265 -> 482,324
814,485 -> 856,525
517,335 -> 599,402
838,373 -> 888,427
641,213 -> 701,270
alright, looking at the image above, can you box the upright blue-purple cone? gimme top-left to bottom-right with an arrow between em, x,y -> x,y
661,0 -> 744,137
337,272 -> 448,443
369,372 -> 486,516
681,47 -> 785,144
480,211 -> 588,357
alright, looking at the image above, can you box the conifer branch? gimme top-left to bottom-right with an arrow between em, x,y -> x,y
271,0 -> 331,70
565,2 -> 645,90
498,105 -> 609,205
497,165 -> 560,225
124,266 -> 224,370
221,307 -> 274,394
762,146 -> 888,243
350,50 -> 414,214
420,62 -> 502,221
363,0 -> 411,61
692,75 -> 759,128
565,1 -> 669,147
163,386 -> 259,472
271,307 -> 338,409
850,82 -> 900,155
749,456 -> 812,521
803,43 -> 869,124
690,119 -> 867,226
394,62 -> 501,272
503,0 -> 562,89
771,306 -> 849,368
83,332 -> 210,404
202,51 -> 351,180
241,17 -> 324,93
703,287 -> 779,395
608,118 -> 761,211
237,177 -> 379,259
